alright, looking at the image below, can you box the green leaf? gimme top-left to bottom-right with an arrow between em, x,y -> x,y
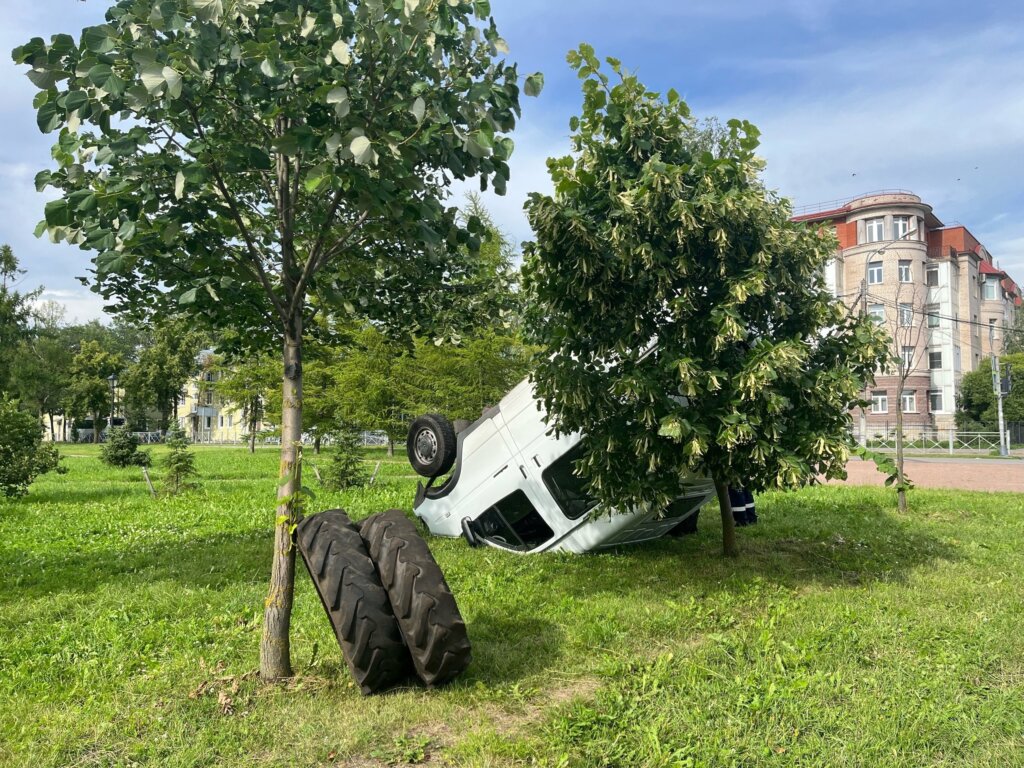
44,200 -> 71,227
191,0 -> 224,23
63,90 -> 89,112
331,40 -> 351,65
27,68 -> 61,90
350,135 -> 375,165
178,287 -> 198,305
36,102 -> 62,133
140,64 -> 166,94
174,171 -> 185,200
410,96 -> 425,123
163,67 -> 182,99
82,25 -> 116,54
524,72 -> 544,97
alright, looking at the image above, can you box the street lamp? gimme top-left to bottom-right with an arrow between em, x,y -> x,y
107,373 -> 118,434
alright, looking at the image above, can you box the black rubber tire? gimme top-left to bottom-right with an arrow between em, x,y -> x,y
406,413 -> 457,478
360,510 -> 472,687
295,510 -> 412,694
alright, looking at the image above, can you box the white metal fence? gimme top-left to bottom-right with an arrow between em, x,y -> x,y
852,428 -> 1009,454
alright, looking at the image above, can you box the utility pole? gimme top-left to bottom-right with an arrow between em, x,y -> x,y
990,325 -> 1008,457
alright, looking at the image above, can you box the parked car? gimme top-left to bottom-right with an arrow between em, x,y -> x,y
407,377 -> 715,554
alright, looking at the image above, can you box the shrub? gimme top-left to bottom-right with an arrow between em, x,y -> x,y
100,427 -> 152,468
162,425 -> 198,494
317,427 -> 367,490
0,396 -> 63,498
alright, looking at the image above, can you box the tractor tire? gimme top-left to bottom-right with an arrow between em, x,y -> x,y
295,510 -> 412,694
360,510 -> 471,687
406,413 -> 457,478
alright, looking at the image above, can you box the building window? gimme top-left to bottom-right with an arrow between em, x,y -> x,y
898,260 -> 912,283
871,391 -> 888,414
901,391 -> 916,413
893,216 -> 911,240
928,389 -> 943,412
926,266 -> 939,287
205,416 -> 212,429
901,346 -> 914,370
955,346 -> 962,371
868,261 -> 883,285
228,414 -> 234,427
929,350 -> 942,369
205,390 -> 213,406
865,217 -> 884,243
973,314 -> 979,337
219,415 -> 224,427
926,306 -> 940,328
899,303 -> 914,327
869,304 -> 885,323
983,277 -> 999,300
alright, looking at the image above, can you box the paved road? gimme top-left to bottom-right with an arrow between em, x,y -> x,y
830,457 -> 1023,493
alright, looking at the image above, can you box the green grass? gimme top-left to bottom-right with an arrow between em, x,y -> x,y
2,446 -> 1023,767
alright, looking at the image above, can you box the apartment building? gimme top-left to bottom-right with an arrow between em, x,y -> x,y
176,353 -> 267,443
793,191 -> 1021,430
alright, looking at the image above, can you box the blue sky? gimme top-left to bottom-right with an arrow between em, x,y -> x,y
3,0 -> 1024,322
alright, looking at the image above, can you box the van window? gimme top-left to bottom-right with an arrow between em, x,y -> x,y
473,490 -> 554,552
542,445 -> 598,520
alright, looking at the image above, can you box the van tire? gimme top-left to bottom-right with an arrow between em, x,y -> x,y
295,510 -> 412,694
361,510 -> 471,687
407,414 -> 457,478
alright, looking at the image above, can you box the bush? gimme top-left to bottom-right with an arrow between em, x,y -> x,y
100,427 -> 152,468
162,425 -> 198,494
317,427 -> 367,490
0,396 -> 63,498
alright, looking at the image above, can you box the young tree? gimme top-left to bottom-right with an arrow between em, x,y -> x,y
68,340 -> 123,443
16,1 -> 539,678
523,49 -> 887,556
0,396 -> 63,498
956,352 -> 1024,429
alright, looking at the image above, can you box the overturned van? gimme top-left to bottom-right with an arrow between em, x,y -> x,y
407,377 -> 715,554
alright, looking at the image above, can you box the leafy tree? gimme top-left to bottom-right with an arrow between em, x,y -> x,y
162,423 -> 198,494
956,353 -> 1024,429
213,353 -> 277,453
396,329 -> 530,421
0,246 -> 42,394
100,426 -> 152,467
523,49 -> 887,556
1004,312 -> 1024,355
16,1 -> 538,679
330,325 -> 408,454
68,340 -> 123,443
121,320 -> 205,431
0,396 -> 63,498
13,307 -> 72,441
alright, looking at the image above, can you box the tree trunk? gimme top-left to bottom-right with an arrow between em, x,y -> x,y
894,387 -> 908,513
313,435 -> 321,455
249,425 -> 257,454
260,321 -> 303,681
92,410 -> 99,443
387,439 -> 394,458
48,412 -> 55,443
714,478 -> 738,557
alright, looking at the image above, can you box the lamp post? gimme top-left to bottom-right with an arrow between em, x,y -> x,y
107,373 -> 118,435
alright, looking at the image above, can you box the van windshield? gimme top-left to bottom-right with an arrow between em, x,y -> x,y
542,445 -> 598,520
473,490 -> 554,552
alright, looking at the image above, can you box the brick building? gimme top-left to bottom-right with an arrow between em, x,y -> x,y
793,191 -> 1021,431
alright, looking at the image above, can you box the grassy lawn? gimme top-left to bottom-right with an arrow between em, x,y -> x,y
2,445 -> 1023,767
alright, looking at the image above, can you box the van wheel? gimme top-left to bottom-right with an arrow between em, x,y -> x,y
295,510 -> 412,694
361,510 -> 472,687
407,414 -> 457,478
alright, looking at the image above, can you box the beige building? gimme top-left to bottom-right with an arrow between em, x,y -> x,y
793,191 -> 1021,431
176,354 -> 269,443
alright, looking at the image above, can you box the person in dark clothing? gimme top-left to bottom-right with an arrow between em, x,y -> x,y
729,486 -> 757,526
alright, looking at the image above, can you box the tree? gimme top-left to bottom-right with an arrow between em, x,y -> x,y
522,49 -> 888,556
121,320 -> 205,431
16,1 -> 539,678
162,423 -> 198,494
0,396 -> 62,498
956,352 -> 1024,429
1004,311 -> 1024,355
13,307 -> 72,441
0,246 -> 42,394
67,340 -> 122,443
213,353 -> 277,453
